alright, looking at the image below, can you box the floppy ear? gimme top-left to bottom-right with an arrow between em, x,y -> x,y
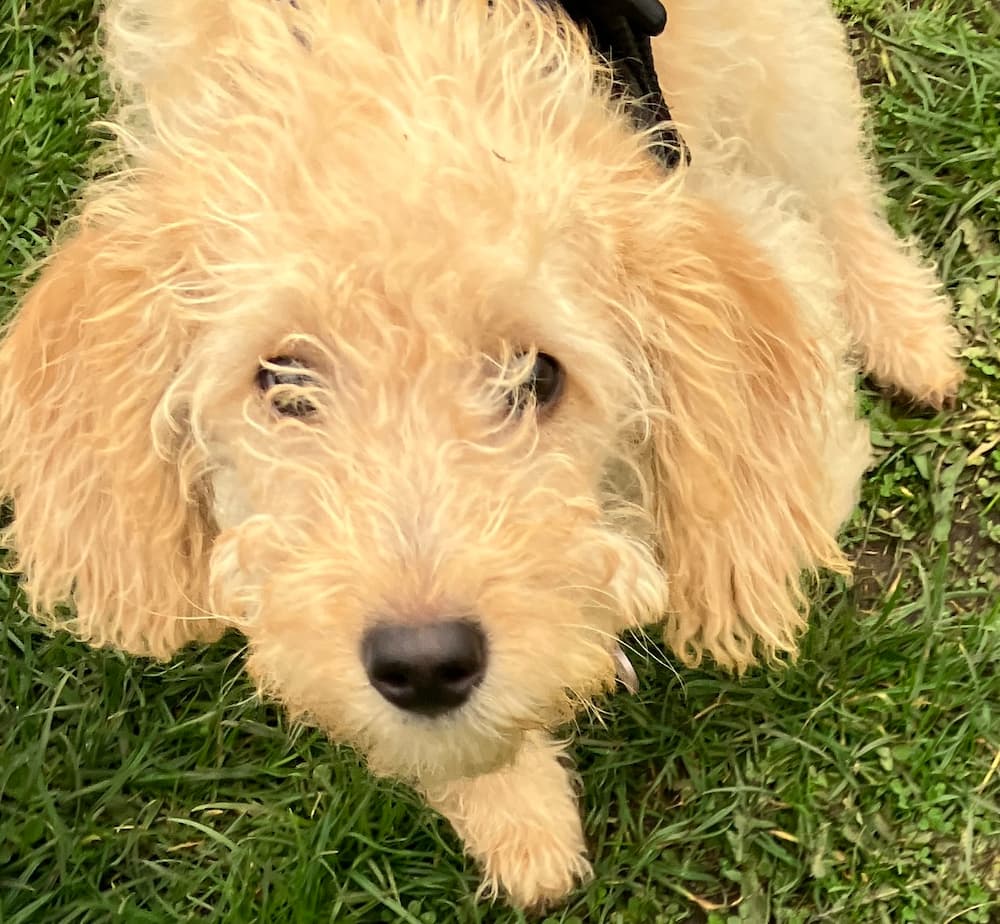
0,225 -> 219,657
630,198 -> 869,671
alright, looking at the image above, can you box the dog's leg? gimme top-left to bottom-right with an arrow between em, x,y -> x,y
658,0 -> 963,406
422,732 -> 590,908
822,195 -> 964,406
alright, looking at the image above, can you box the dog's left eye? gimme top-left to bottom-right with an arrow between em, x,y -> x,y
507,352 -> 565,414
256,356 -> 318,417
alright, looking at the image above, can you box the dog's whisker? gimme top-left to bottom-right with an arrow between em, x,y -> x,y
559,622 -> 681,684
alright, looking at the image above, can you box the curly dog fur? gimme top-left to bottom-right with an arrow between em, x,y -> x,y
0,0 -> 962,906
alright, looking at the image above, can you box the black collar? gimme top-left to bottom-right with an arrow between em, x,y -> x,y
553,0 -> 687,169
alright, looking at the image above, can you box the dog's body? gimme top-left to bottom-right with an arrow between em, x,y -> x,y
0,0 -> 961,907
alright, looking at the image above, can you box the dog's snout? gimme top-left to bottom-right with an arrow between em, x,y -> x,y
361,620 -> 487,717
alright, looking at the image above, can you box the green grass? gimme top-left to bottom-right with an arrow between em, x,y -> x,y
2,0 -> 999,921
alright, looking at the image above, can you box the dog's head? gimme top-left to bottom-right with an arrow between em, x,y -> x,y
0,0 -> 850,781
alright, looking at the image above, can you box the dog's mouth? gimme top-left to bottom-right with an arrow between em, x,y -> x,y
360,712 -> 527,782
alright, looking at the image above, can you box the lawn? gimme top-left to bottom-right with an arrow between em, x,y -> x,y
1,0 -> 998,921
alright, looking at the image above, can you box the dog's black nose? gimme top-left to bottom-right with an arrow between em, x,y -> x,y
361,620 -> 487,717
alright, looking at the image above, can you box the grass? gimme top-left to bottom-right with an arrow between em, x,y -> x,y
1,0 -> 998,921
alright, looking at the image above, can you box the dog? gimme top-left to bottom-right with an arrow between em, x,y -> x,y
0,0 -> 963,908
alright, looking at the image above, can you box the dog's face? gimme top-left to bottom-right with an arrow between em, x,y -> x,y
0,0 -> 852,784
167,55 -> 671,777
194,216 -> 667,780
83,0 -> 679,781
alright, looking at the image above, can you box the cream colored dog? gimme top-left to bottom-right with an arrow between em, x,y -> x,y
0,0 -> 962,907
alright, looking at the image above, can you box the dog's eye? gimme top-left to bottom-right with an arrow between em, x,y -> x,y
256,356 -> 318,417
507,352 -> 564,414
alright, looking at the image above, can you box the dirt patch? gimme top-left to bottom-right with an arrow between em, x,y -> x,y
947,503 -> 1000,596
852,537 -> 903,607
845,24 -> 887,87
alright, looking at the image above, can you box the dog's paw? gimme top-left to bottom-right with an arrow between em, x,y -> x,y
476,815 -> 592,910
873,339 -> 965,409
857,291 -> 965,409
424,732 -> 590,910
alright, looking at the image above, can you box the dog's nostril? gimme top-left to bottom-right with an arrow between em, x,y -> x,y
372,665 -> 410,691
438,662 -> 474,685
361,619 -> 487,718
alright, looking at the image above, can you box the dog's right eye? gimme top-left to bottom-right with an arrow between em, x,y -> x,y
256,356 -> 318,417
506,351 -> 565,415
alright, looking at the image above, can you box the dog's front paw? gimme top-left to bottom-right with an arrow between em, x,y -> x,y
423,732 -> 590,909
475,806 -> 591,909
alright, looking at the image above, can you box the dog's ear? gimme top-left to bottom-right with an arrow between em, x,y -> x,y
0,225 -> 218,657
629,198 -> 866,671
